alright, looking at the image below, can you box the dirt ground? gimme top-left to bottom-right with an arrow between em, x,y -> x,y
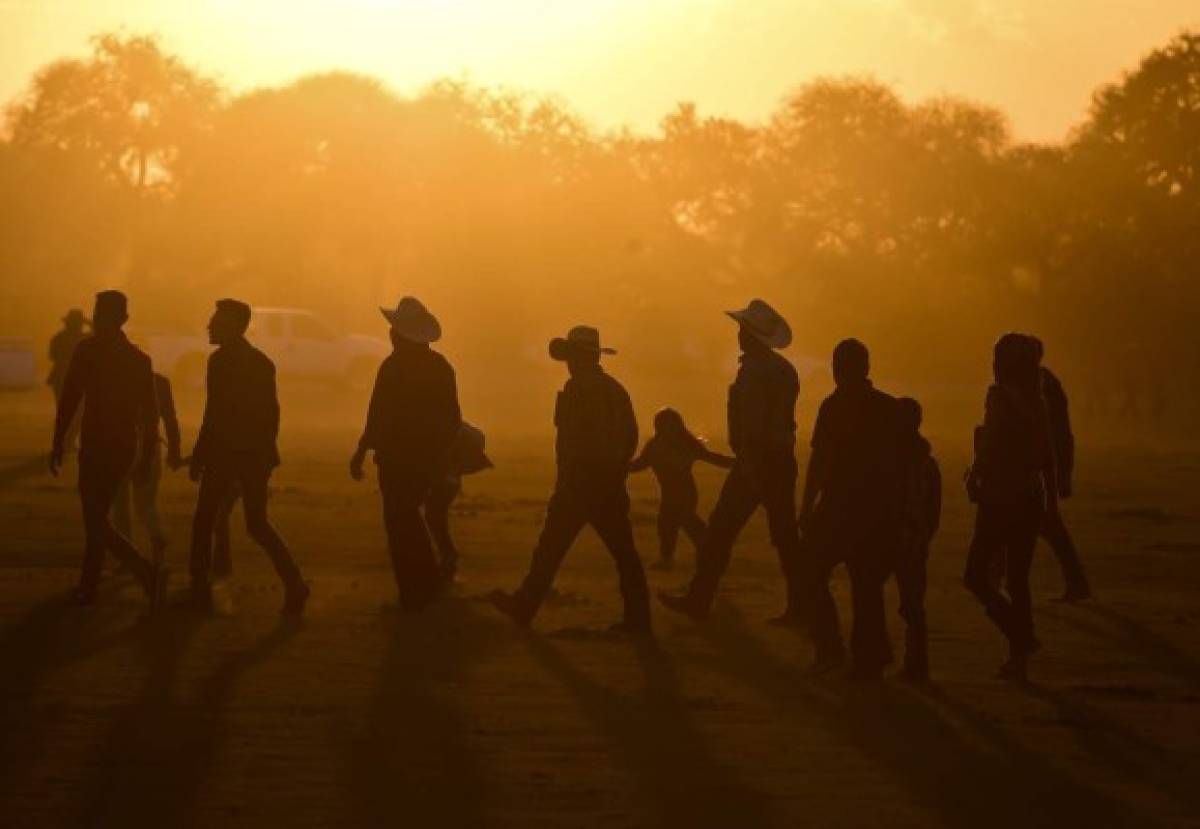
1,387 -> 1199,828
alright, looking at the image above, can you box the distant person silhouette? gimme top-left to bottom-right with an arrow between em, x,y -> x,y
48,291 -> 167,606
658,300 -> 804,622
187,299 -> 309,615
891,397 -> 941,681
112,371 -> 184,562
964,333 -> 1058,681
424,421 -> 493,584
47,308 -> 89,453
800,339 -> 902,679
350,297 -> 461,611
629,407 -> 734,571
1030,337 -> 1091,602
490,326 -> 651,634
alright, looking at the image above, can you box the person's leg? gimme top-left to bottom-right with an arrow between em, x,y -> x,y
1041,508 -> 1090,599
677,463 -> 758,614
589,483 -> 651,631
190,465 -> 234,597
802,511 -> 845,664
77,461 -> 112,600
679,510 -> 707,552
133,453 -> 167,555
846,543 -> 892,678
896,545 -> 929,677
111,476 -> 134,545
760,455 -> 805,617
82,456 -> 155,596
505,487 -> 588,622
423,479 -> 460,580
1005,511 -> 1042,655
655,507 -> 681,568
212,485 -> 239,579
238,467 -> 304,591
964,504 -> 1017,642
379,464 -> 438,610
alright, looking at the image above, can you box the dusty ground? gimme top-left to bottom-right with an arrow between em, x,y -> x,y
1,387 -> 1199,828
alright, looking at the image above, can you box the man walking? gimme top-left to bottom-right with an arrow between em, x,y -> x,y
350,297 -> 461,611
490,326 -> 650,634
658,300 -> 804,622
49,291 -> 166,606
800,339 -> 901,679
187,299 -> 308,615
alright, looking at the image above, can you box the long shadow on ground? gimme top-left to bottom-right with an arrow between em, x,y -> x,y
688,605 -> 1146,829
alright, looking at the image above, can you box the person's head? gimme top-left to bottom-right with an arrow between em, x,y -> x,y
62,308 -> 88,332
91,291 -> 128,334
208,298 -> 252,346
653,407 -> 687,438
549,326 -> 613,376
727,299 -> 791,355
832,338 -> 869,387
897,397 -> 923,435
1026,334 -> 1045,364
993,332 -> 1039,393
381,296 -> 440,349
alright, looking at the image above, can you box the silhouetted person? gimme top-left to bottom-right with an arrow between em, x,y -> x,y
48,291 -> 166,606
490,326 -> 651,634
423,421 -> 493,583
47,307 -> 89,453
350,297 -> 461,611
892,397 -> 941,681
658,300 -> 804,622
964,333 -> 1058,681
1030,337 -> 1091,602
188,299 -> 308,615
630,407 -> 734,571
113,372 -> 183,561
801,339 -> 901,679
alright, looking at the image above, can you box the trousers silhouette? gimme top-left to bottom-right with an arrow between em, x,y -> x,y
423,478 -> 461,579
190,464 -> 301,590
79,454 -> 154,595
379,463 -> 442,609
687,456 -> 803,613
964,496 -> 1043,651
112,452 -> 165,550
516,477 -> 650,628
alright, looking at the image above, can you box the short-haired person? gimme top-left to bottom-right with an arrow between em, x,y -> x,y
188,299 -> 309,615
49,291 -> 167,606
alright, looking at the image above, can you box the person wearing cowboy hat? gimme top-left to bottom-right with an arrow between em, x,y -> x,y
47,307 -> 90,453
350,296 -> 461,611
659,299 -> 805,623
490,325 -> 651,635
49,291 -> 167,607
187,298 -> 309,616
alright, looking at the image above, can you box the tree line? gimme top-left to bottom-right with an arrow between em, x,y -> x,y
2,31 -> 1197,433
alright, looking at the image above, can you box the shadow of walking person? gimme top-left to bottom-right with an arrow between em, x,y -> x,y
78,610 -> 300,826
689,606 -> 1142,829
522,633 -> 773,828
346,599 -> 494,826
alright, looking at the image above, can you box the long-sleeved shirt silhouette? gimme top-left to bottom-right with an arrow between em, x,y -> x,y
630,432 -> 733,499
554,364 -> 638,475
358,345 -> 461,468
192,337 -> 281,470
727,350 -> 799,458
54,331 -> 158,461
808,380 -> 900,522
152,372 -> 182,458
974,384 -> 1054,504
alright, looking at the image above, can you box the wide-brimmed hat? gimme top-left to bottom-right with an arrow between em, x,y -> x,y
381,297 -> 441,344
726,299 -> 791,349
62,308 -> 89,325
549,325 -> 616,361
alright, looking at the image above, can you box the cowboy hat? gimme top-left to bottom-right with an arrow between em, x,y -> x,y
549,325 -> 616,361
726,299 -> 791,349
381,296 -> 441,344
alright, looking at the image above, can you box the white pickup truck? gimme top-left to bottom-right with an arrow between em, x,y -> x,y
147,307 -> 389,389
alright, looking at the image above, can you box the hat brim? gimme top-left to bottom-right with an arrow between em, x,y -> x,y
549,338 -> 617,361
380,307 -> 441,344
726,310 -> 792,349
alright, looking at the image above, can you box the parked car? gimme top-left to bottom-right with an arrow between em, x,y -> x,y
147,308 -> 389,389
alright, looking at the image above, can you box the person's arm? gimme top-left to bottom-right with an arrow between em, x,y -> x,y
618,387 -> 639,467
799,404 -> 829,522
734,368 -> 770,462
928,457 -> 943,539
351,362 -> 385,480
134,357 -> 160,476
158,377 -> 183,467
49,345 -> 85,474
629,440 -> 653,473
189,354 -> 218,481
699,446 -> 736,469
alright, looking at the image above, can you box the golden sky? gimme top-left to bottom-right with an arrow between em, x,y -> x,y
1,0 -> 1197,141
